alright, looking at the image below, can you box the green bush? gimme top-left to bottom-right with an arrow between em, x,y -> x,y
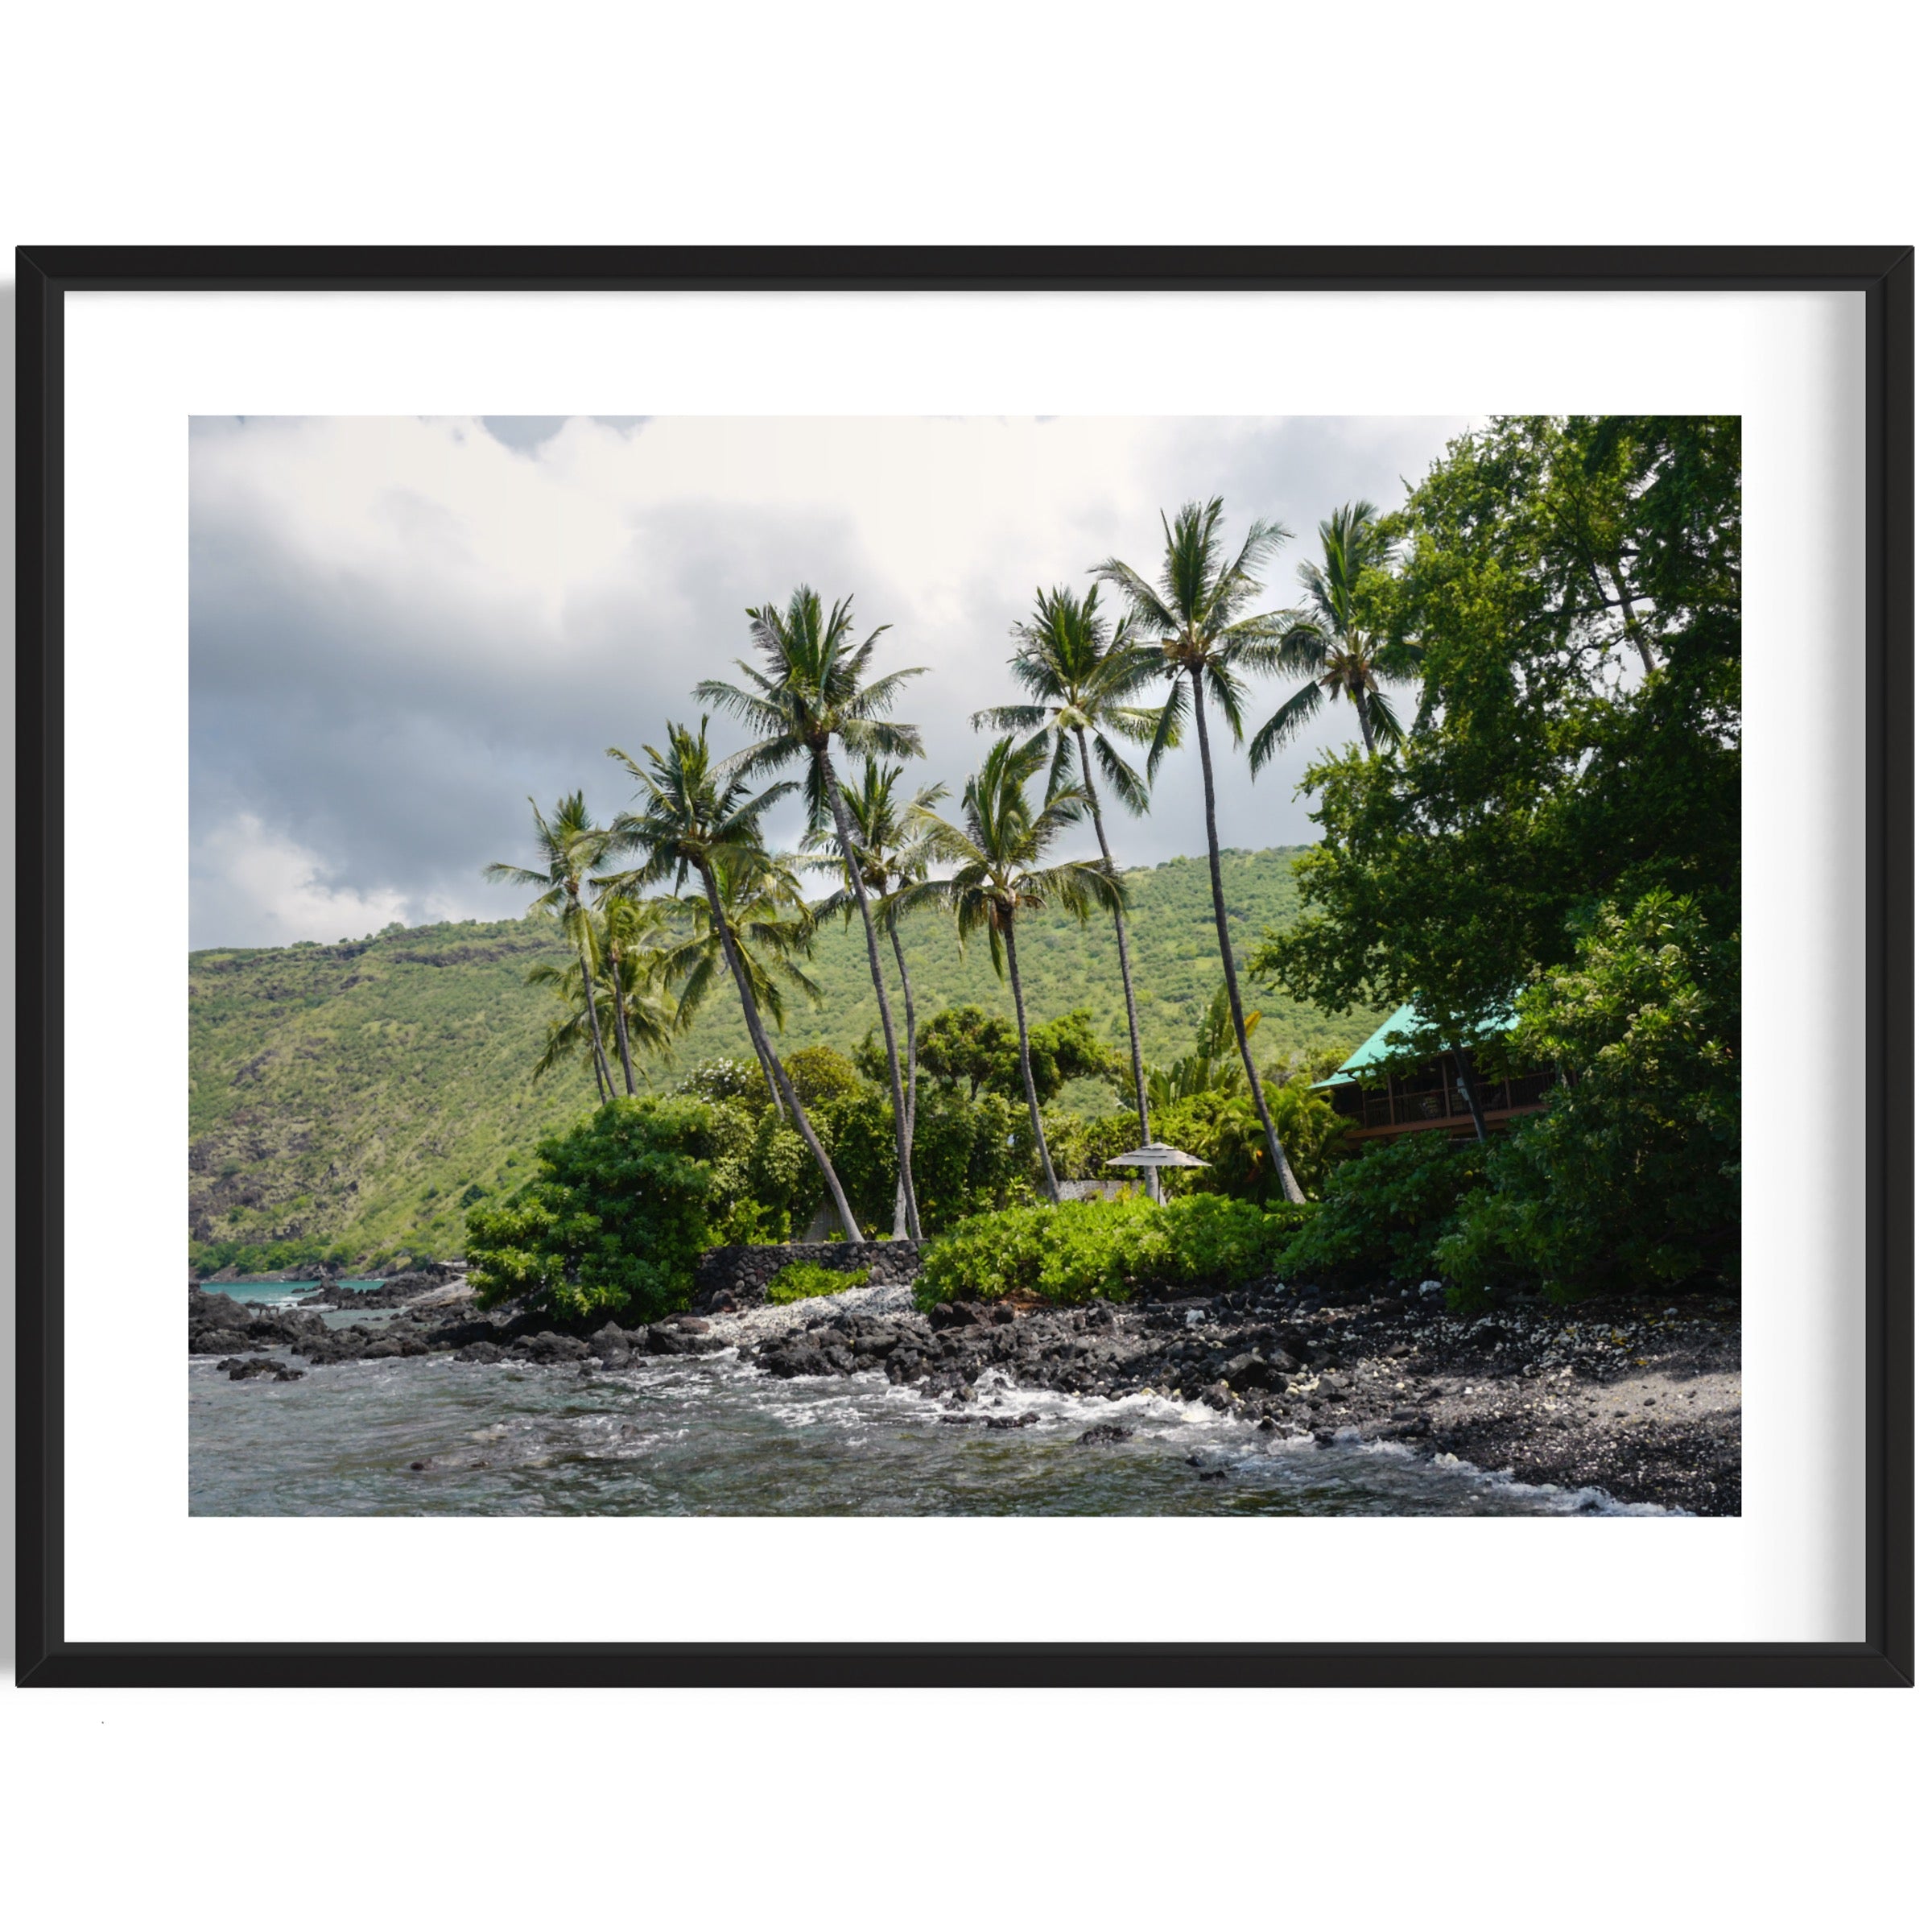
766,1259 -> 871,1304
915,1193 -> 1306,1309
1437,892 -> 1740,1297
1278,1133 -> 1488,1291
463,1097 -> 733,1324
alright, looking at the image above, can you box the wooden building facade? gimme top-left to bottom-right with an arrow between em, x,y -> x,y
1317,1004 -> 1559,1142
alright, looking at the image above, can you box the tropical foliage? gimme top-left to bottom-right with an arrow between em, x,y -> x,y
1096,499 -> 1307,1203
196,415 -> 1740,1313
464,1097 -> 734,1323
1260,415 -> 1741,1299
909,734 -> 1121,1200
915,1194 -> 1307,1309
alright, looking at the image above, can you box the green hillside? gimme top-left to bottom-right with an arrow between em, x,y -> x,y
188,845 -> 1387,1261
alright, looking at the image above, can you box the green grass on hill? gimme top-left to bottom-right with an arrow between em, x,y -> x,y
188,845 -> 1387,1261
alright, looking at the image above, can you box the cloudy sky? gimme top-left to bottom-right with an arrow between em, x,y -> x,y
188,414 -> 1471,949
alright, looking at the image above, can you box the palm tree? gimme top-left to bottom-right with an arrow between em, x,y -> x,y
605,718 -> 865,1246
913,736 -> 1121,1201
1094,498 -> 1307,1205
1249,500 -> 1420,766
974,583 -> 1170,1147
696,587 -> 928,1242
485,793 -> 619,1101
655,847 -> 826,1119
803,757 -> 947,1238
525,905 -> 684,1097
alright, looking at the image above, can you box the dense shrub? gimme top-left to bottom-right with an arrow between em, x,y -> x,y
766,1259 -> 870,1304
1277,1133 -> 1489,1291
464,1097 -> 732,1323
915,1194 -> 1307,1309
1437,893 -> 1740,1296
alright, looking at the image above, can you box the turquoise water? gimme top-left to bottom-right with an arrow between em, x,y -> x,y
201,1278 -> 386,1308
188,1343 -> 1659,1517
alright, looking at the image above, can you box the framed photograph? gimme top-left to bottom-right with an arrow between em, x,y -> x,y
15,245 -> 1912,1687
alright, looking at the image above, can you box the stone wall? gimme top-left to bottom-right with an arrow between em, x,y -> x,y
693,1238 -> 923,1310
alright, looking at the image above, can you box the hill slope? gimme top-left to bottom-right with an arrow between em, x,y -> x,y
188,845 -> 1386,1259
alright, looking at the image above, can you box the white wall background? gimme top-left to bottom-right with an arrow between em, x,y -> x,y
2,4 -> 1924,1928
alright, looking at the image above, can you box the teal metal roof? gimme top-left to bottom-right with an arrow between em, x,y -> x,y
1315,1002 -> 1517,1086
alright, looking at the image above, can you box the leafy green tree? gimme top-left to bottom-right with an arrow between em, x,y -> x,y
975,583 -> 1172,1142
1095,499 -> 1307,1204
606,718 -> 865,1245
803,755 -> 947,1236
1438,892 -> 1740,1294
910,1005 -> 1015,1101
485,793 -> 621,1099
906,1004 -> 1120,1110
696,588 -> 929,1241
1278,1133 -> 1488,1291
1249,499 -> 1419,762
1257,416 -> 1740,1293
1258,415 -> 1740,1041
912,736 -> 1122,1200
464,1097 -> 733,1322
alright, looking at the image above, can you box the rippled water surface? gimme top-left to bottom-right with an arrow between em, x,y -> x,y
190,1345 -> 1649,1516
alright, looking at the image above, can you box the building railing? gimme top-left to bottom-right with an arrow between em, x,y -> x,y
1325,1062 -> 1561,1134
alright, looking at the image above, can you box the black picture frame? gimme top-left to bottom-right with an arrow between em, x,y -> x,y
14,244 -> 1913,1688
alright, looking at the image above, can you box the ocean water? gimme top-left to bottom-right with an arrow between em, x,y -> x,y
188,1344 -> 1662,1517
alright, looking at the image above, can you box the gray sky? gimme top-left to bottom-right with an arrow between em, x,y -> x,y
189,414 -> 1471,949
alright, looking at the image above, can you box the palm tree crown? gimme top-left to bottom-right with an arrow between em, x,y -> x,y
696,587 -> 925,829
1093,498 -> 1308,1205
695,585 -> 928,1242
1092,497 -> 1293,771
803,755 -> 948,916
605,717 -> 865,1244
973,584 -> 1168,812
1250,498 -> 1419,767
485,791 -> 621,1101
975,582 -> 1172,1145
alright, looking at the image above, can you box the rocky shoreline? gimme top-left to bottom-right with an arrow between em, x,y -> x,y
188,1274 -> 1741,1515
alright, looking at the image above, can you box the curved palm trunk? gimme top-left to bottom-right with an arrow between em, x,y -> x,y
576,949 -> 618,1104
1002,918 -> 1059,1202
887,920 -> 919,1241
822,753 -> 923,1243
608,948 -> 638,1097
1352,692 -> 1377,755
1075,728 -> 1151,1147
567,891 -> 617,1102
698,861 -> 865,1246
1189,668 -> 1305,1206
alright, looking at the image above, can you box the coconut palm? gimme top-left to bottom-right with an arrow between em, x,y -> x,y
605,718 -> 865,1245
525,906 -> 685,1096
695,588 -> 927,1242
485,792 -> 619,1101
1249,499 -> 1420,766
654,847 -> 827,1118
1093,498 -> 1307,1205
912,736 -> 1121,1201
802,756 -> 948,1238
974,583 -> 1171,1147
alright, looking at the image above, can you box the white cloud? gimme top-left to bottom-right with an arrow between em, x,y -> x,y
191,413 -> 1474,946
192,812 -> 445,948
